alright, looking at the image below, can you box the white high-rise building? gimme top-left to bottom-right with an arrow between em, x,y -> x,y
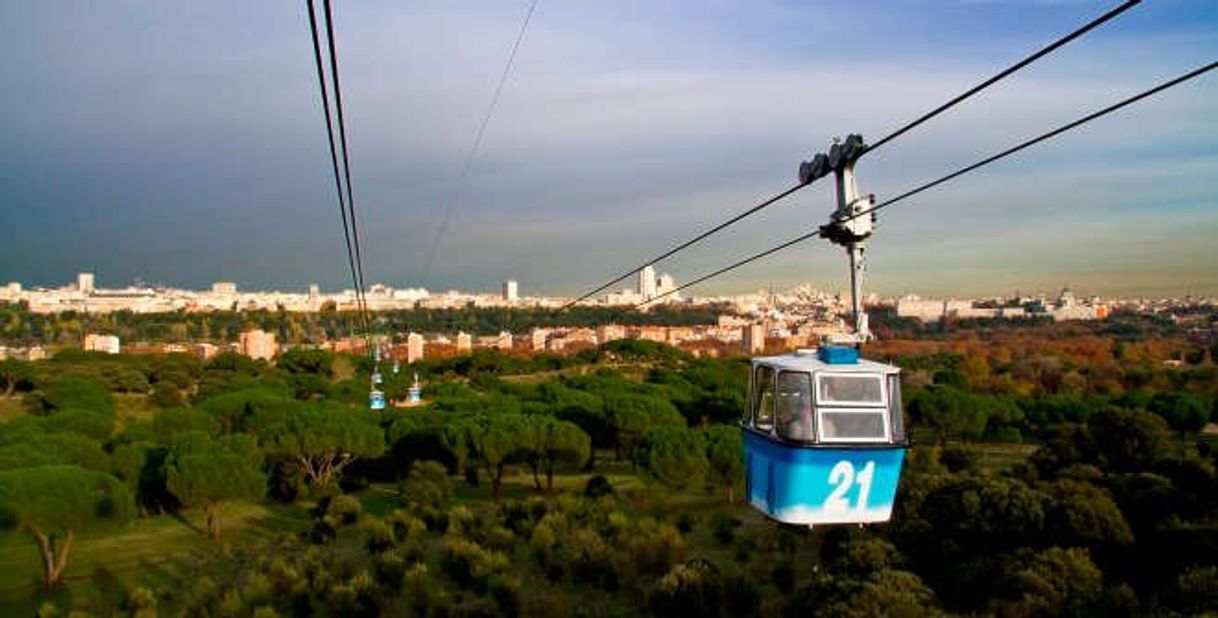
657,273 -> 676,298
639,265 -> 657,300
213,282 -> 237,295
502,280 -> 518,302
83,333 -> 120,354
406,332 -> 425,364
239,329 -> 277,361
77,273 -> 95,294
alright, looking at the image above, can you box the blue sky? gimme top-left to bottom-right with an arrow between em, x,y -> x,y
1,0 -> 1216,298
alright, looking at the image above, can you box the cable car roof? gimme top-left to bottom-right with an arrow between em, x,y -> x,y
752,349 -> 900,375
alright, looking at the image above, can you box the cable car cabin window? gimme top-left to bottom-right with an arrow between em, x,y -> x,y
776,371 -> 814,442
816,373 -> 885,406
888,374 -> 906,443
818,408 -> 890,442
752,365 -> 776,431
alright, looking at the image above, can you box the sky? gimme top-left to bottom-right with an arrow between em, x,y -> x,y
1,0 -> 1216,299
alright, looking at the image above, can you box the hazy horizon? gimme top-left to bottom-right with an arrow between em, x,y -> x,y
2,1 -> 1216,298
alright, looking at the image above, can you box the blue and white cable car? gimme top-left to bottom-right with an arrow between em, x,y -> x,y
369,388 -> 387,410
742,346 -> 906,525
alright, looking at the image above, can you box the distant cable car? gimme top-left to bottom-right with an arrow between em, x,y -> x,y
369,388 -> 386,411
371,370 -> 383,386
392,360 -> 401,374
407,372 -> 422,404
741,346 -> 907,526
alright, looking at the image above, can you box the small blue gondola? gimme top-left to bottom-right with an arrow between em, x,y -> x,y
742,346 -> 907,526
369,389 -> 386,410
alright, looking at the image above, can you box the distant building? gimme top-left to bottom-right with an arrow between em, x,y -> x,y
530,328 -> 550,352
192,343 -> 219,360
83,333 -> 120,355
406,332 -> 425,364
239,329 -> 277,361
456,331 -> 473,354
77,273 -> 95,294
639,265 -> 657,300
502,280 -> 518,302
496,331 -> 513,351
597,324 -> 626,344
212,282 -> 238,295
657,273 -> 676,298
743,324 -> 765,355
308,283 -> 320,298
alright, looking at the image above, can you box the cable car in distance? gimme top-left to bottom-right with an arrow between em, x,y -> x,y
741,346 -> 907,526
369,388 -> 386,411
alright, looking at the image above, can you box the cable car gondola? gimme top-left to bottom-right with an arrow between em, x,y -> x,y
742,134 -> 908,526
742,346 -> 906,525
369,388 -> 386,411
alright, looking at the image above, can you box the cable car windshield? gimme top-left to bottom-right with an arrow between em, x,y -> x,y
776,371 -> 814,442
751,365 -> 776,430
816,373 -> 885,406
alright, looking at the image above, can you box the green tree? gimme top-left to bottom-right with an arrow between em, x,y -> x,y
634,427 -> 709,490
262,402 -> 384,490
27,377 -> 114,417
165,431 -> 266,538
152,407 -> 221,443
1090,407 -> 1170,472
995,547 -> 1103,617
0,465 -> 133,587
40,409 -> 114,441
1150,392 -> 1211,457
540,419 -> 591,490
604,392 -> 685,460
198,388 -> 298,435
705,426 -> 744,502
446,413 -> 527,501
0,359 -> 32,397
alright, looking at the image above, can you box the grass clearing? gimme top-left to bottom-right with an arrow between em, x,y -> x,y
0,501 -> 310,615
0,396 -> 24,423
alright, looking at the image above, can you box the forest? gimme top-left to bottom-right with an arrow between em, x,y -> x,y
1,327 -> 1217,616
0,303 -> 721,347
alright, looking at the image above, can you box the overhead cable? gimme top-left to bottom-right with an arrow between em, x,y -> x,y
638,59 -> 1218,306
305,0 -> 368,335
567,0 -> 1139,309
422,0 -> 541,284
322,0 -> 370,324
864,0 -> 1142,155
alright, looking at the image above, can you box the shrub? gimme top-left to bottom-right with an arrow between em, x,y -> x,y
584,475 -> 614,498
711,514 -> 741,546
125,587 -> 157,618
442,538 -> 509,591
399,460 -> 453,509
488,574 -> 523,618
361,519 -> 395,555
562,529 -> 619,590
772,561 -> 796,593
401,563 -> 434,616
323,494 -> 363,526
650,560 -> 725,618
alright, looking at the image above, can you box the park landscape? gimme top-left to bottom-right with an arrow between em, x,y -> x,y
1,310 -> 1217,617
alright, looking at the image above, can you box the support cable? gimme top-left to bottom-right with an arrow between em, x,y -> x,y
864,0 -> 1142,155
566,0 -> 1139,309
305,0 -> 368,338
421,0 -> 541,284
322,0 -> 371,330
638,59 -> 1218,307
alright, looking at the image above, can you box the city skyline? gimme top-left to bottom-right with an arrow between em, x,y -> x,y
2,1 -> 1216,297
3,269 -> 1211,304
